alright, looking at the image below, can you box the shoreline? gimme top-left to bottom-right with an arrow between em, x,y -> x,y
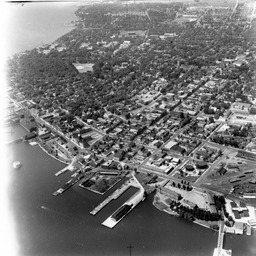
37,141 -> 69,165
9,97 -> 72,167
7,3 -> 77,58
152,192 -> 179,217
19,122 -> 30,132
79,175 -> 125,195
152,191 -> 218,232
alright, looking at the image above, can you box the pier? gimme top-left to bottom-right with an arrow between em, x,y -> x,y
90,178 -> 133,215
55,158 -> 76,176
213,220 -> 232,256
101,174 -> 145,228
52,174 -> 84,196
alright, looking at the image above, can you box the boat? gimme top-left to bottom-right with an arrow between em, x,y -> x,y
13,161 -> 22,169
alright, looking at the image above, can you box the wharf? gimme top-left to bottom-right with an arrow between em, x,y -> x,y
90,179 -> 132,215
102,204 -> 133,229
213,248 -> 232,256
55,159 -> 76,176
213,220 -> 232,256
55,167 -> 70,177
101,174 -> 145,228
52,174 -> 84,196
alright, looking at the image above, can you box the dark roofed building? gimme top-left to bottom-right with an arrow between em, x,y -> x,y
196,161 -> 208,169
154,141 -> 163,148
185,165 -> 194,172
80,128 -> 92,134
170,144 -> 186,155
39,132 -> 52,141
218,167 -> 227,175
230,202 -> 237,208
233,210 -> 241,219
240,202 -> 247,208
114,150 -> 125,161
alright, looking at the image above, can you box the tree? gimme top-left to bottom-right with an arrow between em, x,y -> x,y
225,221 -> 232,227
209,116 -> 214,123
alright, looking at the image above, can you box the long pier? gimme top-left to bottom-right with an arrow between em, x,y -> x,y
52,174 -> 84,196
90,179 -> 132,215
101,174 -> 145,228
55,157 -> 76,176
213,220 -> 232,256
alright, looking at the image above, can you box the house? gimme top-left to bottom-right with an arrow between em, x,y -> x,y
153,141 -> 163,148
218,167 -> 227,175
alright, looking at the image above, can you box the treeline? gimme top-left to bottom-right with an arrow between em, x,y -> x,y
170,200 -> 221,222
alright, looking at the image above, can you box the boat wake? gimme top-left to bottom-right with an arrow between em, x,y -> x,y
40,206 -> 70,219
41,206 -> 88,246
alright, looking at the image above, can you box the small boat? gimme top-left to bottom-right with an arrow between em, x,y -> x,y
13,161 -> 22,169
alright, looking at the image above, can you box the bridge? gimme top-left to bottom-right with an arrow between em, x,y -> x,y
213,220 -> 232,256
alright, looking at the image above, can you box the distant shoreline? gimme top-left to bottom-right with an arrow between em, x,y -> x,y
6,2 -> 77,57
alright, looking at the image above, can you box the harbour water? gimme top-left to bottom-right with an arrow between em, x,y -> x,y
5,124 -> 256,256
4,2 -> 256,256
5,2 -> 77,56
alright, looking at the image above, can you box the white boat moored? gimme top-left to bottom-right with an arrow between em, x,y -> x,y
13,161 -> 22,169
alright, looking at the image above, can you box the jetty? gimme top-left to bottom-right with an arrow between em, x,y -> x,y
52,173 -> 84,196
55,166 -> 70,177
213,220 -> 232,256
100,173 -> 145,229
90,179 -> 132,215
55,158 -> 76,176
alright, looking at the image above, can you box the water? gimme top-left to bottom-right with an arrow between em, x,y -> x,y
5,2 -> 77,56
5,124 -> 256,256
